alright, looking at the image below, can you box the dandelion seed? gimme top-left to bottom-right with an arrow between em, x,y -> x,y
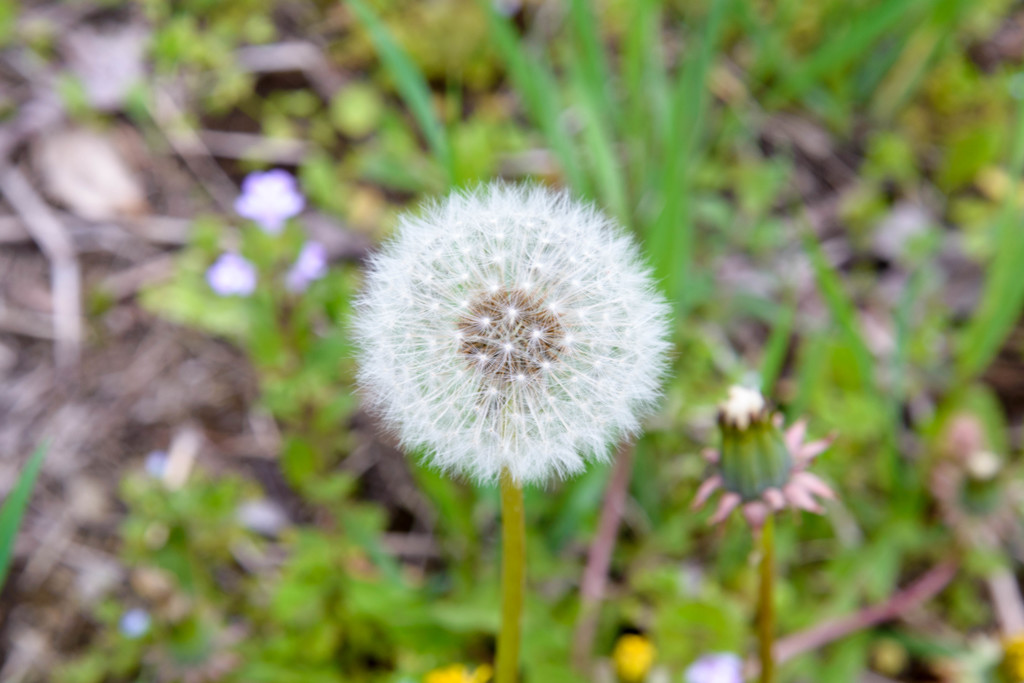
354,183 -> 671,485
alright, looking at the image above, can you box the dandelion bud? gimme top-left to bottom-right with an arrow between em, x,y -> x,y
931,413 -> 1017,549
694,386 -> 834,527
717,386 -> 791,501
961,450 -> 1003,515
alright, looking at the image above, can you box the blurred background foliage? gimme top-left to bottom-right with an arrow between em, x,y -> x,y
2,0 -> 1024,680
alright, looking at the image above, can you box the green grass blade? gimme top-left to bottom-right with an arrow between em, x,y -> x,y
956,97 -> 1024,379
568,0 -> 616,128
623,0 -> 670,205
0,444 -> 46,589
566,52 -> 629,222
482,2 -> 588,194
772,0 -> 923,103
870,23 -> 947,120
760,300 -> 796,395
347,0 -> 454,187
647,0 -> 728,308
802,233 -> 875,388
564,0 -> 629,221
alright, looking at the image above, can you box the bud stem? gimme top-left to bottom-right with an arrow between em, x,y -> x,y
757,514 -> 776,683
497,468 -> 525,683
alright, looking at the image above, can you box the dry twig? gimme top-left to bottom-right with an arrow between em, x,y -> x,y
0,165 -> 82,369
747,561 -> 958,675
572,443 -> 635,671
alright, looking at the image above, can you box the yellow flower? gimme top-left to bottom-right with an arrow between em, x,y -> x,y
613,634 -> 656,683
1002,634 -> 1024,683
424,664 -> 493,683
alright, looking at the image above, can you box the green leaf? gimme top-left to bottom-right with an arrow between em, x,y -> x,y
760,300 -> 796,396
956,97 -> 1024,379
0,444 -> 47,588
802,233 -> 874,388
647,0 -> 729,309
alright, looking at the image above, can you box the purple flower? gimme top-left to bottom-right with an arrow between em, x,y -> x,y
234,169 -> 305,234
119,608 -> 151,639
684,653 -> 743,683
285,241 -> 328,292
206,252 -> 257,296
144,450 -> 168,478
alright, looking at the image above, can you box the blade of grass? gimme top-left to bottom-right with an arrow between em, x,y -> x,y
566,52 -> 629,223
956,95 -> 1024,380
623,0 -> 670,210
568,0 -> 616,129
885,268 -> 925,504
790,332 -> 828,418
564,0 -> 629,221
802,233 -> 874,388
871,0 -> 973,119
483,2 -> 588,195
870,23 -> 947,120
0,444 -> 46,588
647,0 -> 729,308
760,299 -> 796,396
772,0 -> 925,104
348,0 -> 454,187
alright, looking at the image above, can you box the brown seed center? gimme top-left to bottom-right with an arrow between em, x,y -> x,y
457,289 -> 565,383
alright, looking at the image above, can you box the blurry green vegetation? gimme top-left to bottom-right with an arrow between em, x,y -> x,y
42,0 -> 1024,680
0,445 -> 46,589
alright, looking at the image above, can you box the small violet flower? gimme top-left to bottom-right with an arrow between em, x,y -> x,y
144,450 -> 168,478
285,241 -> 328,293
119,608 -> 151,639
206,252 -> 257,296
684,653 -> 743,683
234,169 -> 305,234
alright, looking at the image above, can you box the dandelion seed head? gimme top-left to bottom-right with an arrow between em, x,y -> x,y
354,183 -> 671,485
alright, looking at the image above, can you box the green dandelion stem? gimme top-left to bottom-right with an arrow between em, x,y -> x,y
758,514 -> 776,683
497,468 -> 525,683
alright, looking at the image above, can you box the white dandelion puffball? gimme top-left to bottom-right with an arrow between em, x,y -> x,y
354,183 -> 671,485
